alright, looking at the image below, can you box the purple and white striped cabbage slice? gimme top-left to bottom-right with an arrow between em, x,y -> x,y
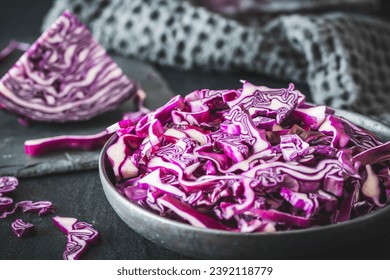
0,11 -> 136,122
11,219 -> 35,238
52,216 -> 100,260
0,176 -> 18,194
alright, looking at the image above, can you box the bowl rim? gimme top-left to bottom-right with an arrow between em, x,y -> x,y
99,115 -> 390,237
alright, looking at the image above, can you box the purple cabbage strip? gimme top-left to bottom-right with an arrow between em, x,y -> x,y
280,134 -> 310,162
52,216 -> 100,260
105,81 -> 390,232
0,200 -> 55,219
23,87 -> 149,157
0,176 -> 18,194
353,141 -> 390,165
292,105 -> 327,130
157,194 -> 227,230
280,187 -> 319,218
23,88 -> 149,157
11,219 -> 35,238
341,117 -> 383,150
318,115 -> 350,149
0,196 -> 13,212
18,200 -> 55,216
227,82 -> 305,124
0,176 -> 55,218
24,131 -> 110,157
361,165 -> 385,207
0,176 -> 18,212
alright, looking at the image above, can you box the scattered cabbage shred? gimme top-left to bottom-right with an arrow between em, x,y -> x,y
0,175 -> 99,260
0,176 -> 55,219
107,81 -> 390,232
11,219 -> 35,238
0,11 -> 136,123
52,216 -> 100,260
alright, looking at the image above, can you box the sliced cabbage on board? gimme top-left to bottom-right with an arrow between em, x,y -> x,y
0,10 -> 136,123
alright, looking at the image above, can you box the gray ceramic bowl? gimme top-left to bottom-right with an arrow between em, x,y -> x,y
99,109 -> 390,259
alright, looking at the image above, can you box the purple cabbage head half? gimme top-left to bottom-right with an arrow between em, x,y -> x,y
0,11 -> 136,123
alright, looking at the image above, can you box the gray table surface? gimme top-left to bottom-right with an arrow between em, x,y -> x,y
1,0 -> 389,260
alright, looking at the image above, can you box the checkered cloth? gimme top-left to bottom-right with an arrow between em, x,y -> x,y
43,0 -> 390,124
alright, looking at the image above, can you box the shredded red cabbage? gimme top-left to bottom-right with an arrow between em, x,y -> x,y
106,81 -> 390,232
1,176 -> 55,218
0,200 -> 55,219
0,196 -> 14,212
11,219 -> 35,238
52,216 -> 100,260
0,177 -> 17,212
0,175 -> 99,259
0,176 -> 18,194
0,176 -> 53,240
